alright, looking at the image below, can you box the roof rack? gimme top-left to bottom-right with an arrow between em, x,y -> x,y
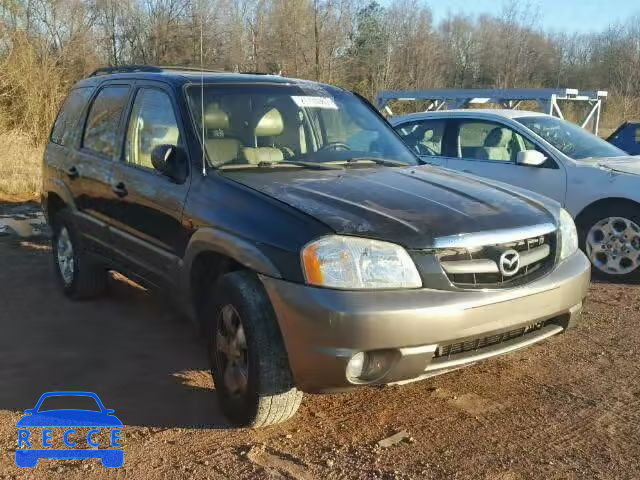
89,65 -> 163,76
89,65 -> 225,77
158,65 -> 226,73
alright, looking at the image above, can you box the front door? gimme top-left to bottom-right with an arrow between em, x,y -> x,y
444,119 -> 567,204
109,84 -> 191,287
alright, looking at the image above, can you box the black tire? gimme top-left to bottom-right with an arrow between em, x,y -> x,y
51,209 -> 107,299
577,201 -> 640,282
205,270 -> 302,427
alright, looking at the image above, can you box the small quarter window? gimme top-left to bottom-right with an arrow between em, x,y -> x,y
50,87 -> 93,146
83,86 -> 130,158
635,127 -> 640,144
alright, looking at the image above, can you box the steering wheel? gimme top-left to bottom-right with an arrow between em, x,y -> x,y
318,142 -> 351,152
415,143 -> 438,156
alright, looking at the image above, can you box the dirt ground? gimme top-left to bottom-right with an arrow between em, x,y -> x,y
1,201 -> 640,479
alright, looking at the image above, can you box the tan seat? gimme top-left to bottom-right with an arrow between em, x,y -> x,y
202,104 -> 241,166
242,108 -> 285,164
482,127 -> 513,161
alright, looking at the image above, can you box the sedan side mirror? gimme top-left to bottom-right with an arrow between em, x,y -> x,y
151,144 -> 187,183
516,150 -> 547,167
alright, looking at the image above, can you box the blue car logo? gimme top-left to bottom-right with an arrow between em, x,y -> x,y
15,391 -> 123,468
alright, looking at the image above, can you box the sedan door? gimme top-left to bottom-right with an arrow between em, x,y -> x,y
444,118 -> 567,204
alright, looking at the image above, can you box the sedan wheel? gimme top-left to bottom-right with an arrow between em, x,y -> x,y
585,216 -> 640,276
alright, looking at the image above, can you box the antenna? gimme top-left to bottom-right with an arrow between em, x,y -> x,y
200,2 -> 206,176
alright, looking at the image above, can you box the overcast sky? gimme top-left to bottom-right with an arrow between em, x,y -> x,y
426,0 -> 637,33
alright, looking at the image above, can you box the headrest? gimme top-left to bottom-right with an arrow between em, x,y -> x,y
485,127 -> 512,147
203,104 -> 230,130
255,108 -> 284,137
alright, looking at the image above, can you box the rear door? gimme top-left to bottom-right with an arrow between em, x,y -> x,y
72,83 -> 132,253
393,119 -> 448,167
45,85 -> 94,207
445,118 -> 567,204
109,82 -> 191,287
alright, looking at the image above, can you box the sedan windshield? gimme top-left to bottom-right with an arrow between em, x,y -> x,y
186,84 -> 419,168
516,115 -> 627,160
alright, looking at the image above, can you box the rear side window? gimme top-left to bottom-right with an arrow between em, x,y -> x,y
635,127 -> 640,144
50,87 -> 93,146
83,86 -> 130,158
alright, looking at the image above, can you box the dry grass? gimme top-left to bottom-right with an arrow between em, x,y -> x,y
0,131 -> 43,198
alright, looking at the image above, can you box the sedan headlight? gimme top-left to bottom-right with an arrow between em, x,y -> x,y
559,208 -> 578,260
301,235 -> 422,289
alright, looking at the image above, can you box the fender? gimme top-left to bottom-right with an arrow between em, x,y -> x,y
179,227 -> 282,297
42,177 -> 77,220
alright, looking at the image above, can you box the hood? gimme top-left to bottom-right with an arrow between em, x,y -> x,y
224,165 -> 555,249
595,156 -> 640,176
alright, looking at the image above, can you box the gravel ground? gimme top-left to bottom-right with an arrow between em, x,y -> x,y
0,201 -> 639,479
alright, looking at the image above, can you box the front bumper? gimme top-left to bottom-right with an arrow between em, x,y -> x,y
261,251 -> 591,392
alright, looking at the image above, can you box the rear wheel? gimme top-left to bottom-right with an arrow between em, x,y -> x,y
51,209 -> 107,299
205,271 -> 302,427
579,203 -> 640,281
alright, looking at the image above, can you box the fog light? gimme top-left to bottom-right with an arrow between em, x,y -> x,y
345,350 -> 398,383
346,352 -> 367,380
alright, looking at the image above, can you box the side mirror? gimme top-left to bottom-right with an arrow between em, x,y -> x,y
516,150 -> 547,167
151,144 -> 187,183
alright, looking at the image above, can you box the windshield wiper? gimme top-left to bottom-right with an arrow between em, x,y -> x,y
338,157 -> 411,167
221,161 -> 344,171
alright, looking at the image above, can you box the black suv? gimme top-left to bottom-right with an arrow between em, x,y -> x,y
42,66 -> 590,427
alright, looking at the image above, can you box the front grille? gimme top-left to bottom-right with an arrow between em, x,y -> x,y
435,320 -> 552,358
437,231 -> 557,289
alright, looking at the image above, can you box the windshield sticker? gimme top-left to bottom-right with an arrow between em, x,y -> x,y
291,96 -> 338,110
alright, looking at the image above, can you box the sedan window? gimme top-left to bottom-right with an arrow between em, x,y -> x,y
516,115 -> 626,160
394,120 -> 446,156
457,121 -> 519,162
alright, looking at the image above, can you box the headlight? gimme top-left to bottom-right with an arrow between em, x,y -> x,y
559,208 -> 578,260
301,235 -> 422,289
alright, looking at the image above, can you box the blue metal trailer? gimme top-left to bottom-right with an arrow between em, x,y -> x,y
607,121 -> 640,155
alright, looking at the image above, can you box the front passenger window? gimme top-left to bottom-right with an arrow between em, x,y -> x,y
125,89 -> 180,170
458,121 -> 520,162
394,120 -> 445,156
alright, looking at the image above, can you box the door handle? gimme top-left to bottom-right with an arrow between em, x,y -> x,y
66,166 -> 79,179
112,182 -> 128,198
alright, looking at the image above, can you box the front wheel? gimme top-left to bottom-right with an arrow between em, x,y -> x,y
580,205 -> 640,282
205,271 -> 302,427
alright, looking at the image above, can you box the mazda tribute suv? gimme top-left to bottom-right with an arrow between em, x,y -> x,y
42,66 -> 590,427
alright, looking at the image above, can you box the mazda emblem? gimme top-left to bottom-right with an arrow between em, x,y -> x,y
499,249 -> 520,276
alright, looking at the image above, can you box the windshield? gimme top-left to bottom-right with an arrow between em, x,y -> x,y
185,84 -> 419,168
516,115 -> 627,160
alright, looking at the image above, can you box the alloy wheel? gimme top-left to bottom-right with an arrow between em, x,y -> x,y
214,304 -> 249,398
585,216 -> 640,275
56,226 -> 75,285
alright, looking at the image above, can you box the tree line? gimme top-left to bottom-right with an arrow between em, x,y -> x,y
1,0 -> 639,144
